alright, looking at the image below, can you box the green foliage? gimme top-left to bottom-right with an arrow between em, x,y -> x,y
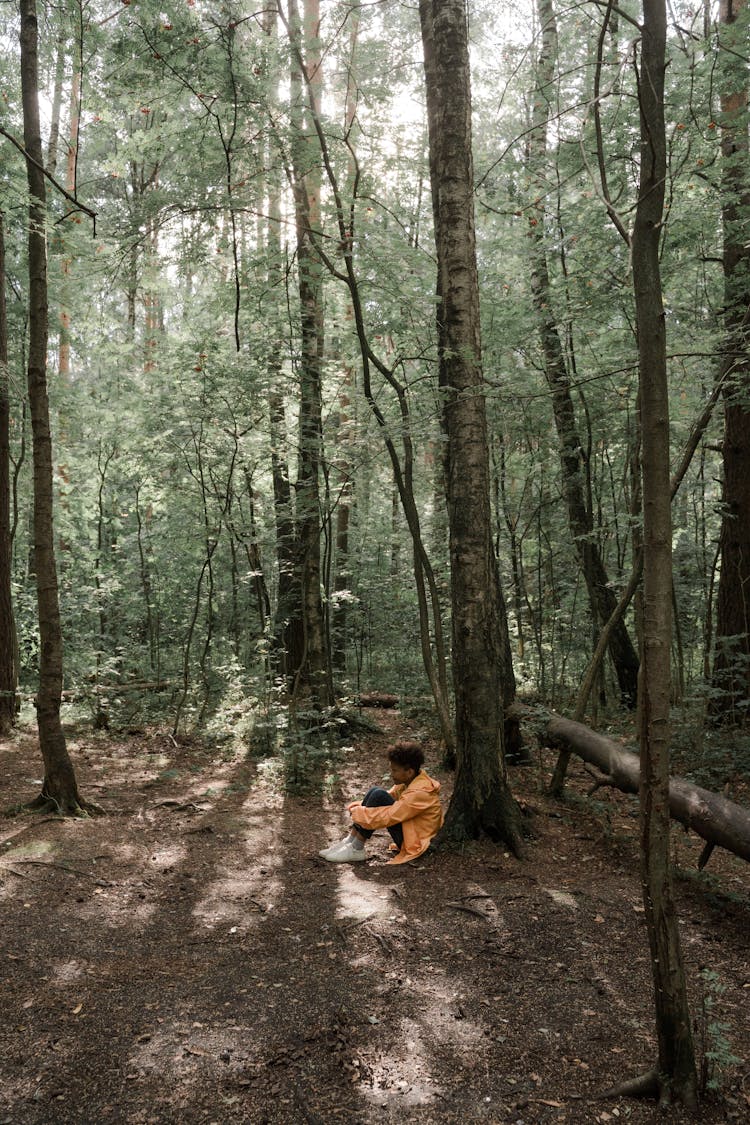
0,0 -> 744,733
697,969 -> 742,1093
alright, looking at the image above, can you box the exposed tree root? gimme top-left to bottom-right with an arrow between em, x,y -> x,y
598,1069 -> 659,1100
21,794 -> 104,818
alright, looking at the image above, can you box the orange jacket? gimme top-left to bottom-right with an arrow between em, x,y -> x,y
347,771 -> 444,864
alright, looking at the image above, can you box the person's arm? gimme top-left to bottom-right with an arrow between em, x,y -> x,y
350,788 -> 435,831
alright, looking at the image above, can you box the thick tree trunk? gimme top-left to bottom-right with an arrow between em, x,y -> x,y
528,0 -> 638,707
420,0 -> 520,850
544,714 -> 750,862
632,0 -> 698,1104
20,0 -> 84,813
0,211 -> 16,735
711,0 -> 750,723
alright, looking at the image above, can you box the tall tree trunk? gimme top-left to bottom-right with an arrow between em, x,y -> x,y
58,65 -> 80,380
288,0 -> 330,707
279,0 -> 455,753
420,0 -> 521,850
20,0 -> 85,813
711,0 -> 750,723
528,0 -> 639,707
45,32 -> 65,174
0,211 -> 16,735
633,0 -> 698,1104
331,12 -> 360,676
261,5 -> 304,683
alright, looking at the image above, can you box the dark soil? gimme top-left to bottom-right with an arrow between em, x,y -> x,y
1,708 -> 748,1124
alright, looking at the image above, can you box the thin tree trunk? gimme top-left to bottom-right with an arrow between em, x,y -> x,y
711,0 -> 750,723
58,65 -> 80,380
331,12 -> 359,675
420,0 -> 521,851
45,33 -> 65,174
20,0 -> 85,813
134,484 -> 157,675
263,7 -> 303,683
288,0 -> 329,708
528,0 -> 638,707
0,211 -> 16,734
633,0 -> 698,1103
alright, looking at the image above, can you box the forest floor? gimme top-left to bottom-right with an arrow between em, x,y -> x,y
0,706 -> 749,1125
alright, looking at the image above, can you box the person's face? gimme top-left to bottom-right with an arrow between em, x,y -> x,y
390,761 -> 417,785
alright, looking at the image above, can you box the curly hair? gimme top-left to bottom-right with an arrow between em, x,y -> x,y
387,739 -> 425,773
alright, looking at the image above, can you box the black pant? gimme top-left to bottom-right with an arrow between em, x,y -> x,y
354,787 -> 403,849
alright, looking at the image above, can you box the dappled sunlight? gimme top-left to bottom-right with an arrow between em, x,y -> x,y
334,865 -> 403,924
147,844 -> 187,871
365,1018 -> 443,1107
359,961 -> 491,1113
121,1012 -> 283,1117
190,793 -> 287,933
190,868 -> 270,935
51,958 -> 88,984
354,878 -> 501,1114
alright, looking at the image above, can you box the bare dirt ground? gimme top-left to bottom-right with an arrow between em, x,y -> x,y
1,708 -> 748,1125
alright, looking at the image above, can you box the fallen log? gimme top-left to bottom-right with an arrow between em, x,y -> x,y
545,714 -> 750,865
357,692 -> 399,709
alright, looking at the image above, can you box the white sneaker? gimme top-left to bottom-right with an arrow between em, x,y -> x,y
318,837 -> 351,858
322,840 -> 366,863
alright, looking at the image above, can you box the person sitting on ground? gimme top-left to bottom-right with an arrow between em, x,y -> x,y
319,740 -> 443,864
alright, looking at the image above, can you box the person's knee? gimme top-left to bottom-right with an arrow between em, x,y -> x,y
362,786 -> 393,807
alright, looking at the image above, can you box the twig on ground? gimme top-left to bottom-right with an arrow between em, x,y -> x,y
3,858 -> 113,885
364,925 -> 392,955
446,901 -> 493,920
336,914 -> 377,942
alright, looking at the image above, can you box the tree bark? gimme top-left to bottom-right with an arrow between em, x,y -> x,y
276,0 -> 456,754
543,713 -> 750,863
420,0 -> 521,850
20,0 -> 85,813
711,0 -> 750,724
0,211 -> 16,735
632,0 -> 698,1103
331,12 -> 359,676
288,0 -> 330,708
